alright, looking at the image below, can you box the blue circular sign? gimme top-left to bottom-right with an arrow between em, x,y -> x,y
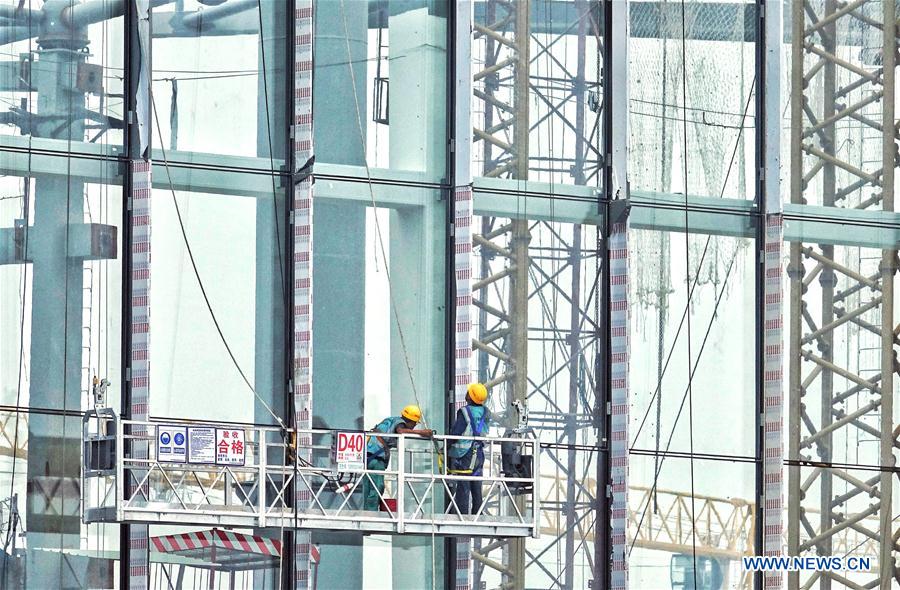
174,433 -> 185,446
160,432 -> 171,445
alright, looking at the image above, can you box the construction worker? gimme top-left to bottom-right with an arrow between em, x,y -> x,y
448,383 -> 490,515
363,405 -> 433,511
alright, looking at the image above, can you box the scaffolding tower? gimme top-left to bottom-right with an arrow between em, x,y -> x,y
471,1 -> 604,588
788,1 -> 899,588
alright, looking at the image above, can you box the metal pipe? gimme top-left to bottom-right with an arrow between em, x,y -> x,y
63,0 -> 173,29
0,5 -> 37,21
178,0 -> 254,28
0,25 -> 33,46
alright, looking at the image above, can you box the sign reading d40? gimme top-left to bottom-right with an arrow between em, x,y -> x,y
333,431 -> 365,471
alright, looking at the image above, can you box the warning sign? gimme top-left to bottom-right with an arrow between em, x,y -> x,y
332,431 -> 365,471
188,427 -> 216,464
215,428 -> 246,466
157,425 -> 187,463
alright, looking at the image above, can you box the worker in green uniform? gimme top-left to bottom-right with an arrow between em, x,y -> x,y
363,404 -> 433,510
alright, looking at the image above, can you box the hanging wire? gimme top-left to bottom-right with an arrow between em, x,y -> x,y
148,91 -> 288,433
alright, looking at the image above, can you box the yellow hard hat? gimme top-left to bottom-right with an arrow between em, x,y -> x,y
467,383 -> 488,405
401,405 -> 422,423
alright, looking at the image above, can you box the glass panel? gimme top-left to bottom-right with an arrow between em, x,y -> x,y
470,202 -> 604,589
784,236 -> 900,589
0,156 -> 123,414
314,0 -> 448,181
787,466 -> 894,589
784,0 -> 895,212
629,0 -> 757,200
151,1 -> 288,168
0,0 -> 125,155
629,223 -> 757,458
0,151 -> 122,587
149,168 -> 286,425
473,1 -> 604,190
310,182 -> 445,589
628,456 -> 756,589
0,409 -> 119,588
472,0 -> 603,186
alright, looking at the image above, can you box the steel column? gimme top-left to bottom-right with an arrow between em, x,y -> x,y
123,1 -> 152,588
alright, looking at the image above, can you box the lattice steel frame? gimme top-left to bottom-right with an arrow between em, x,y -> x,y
788,1 -> 899,589
469,1 -> 606,588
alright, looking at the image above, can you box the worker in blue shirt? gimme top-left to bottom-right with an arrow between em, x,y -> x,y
363,404 -> 433,511
448,383 -> 490,515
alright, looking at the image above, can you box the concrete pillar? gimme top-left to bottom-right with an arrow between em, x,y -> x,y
25,46 -> 89,588
311,1 -> 368,587
387,8 -> 447,588
388,202 -> 445,589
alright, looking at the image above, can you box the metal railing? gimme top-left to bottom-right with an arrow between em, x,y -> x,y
82,410 -> 539,538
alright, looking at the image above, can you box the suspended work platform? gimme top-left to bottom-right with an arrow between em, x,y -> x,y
82,410 -> 539,538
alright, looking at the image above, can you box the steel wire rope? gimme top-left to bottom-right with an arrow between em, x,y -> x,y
334,1 -> 440,582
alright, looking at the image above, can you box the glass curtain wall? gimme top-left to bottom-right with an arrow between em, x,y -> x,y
0,0 -> 125,585
627,2 -> 763,589
0,0 -> 898,588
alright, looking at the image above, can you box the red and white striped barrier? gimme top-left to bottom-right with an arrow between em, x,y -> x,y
293,1 -> 315,588
609,220 -> 629,590
151,529 -> 282,557
129,159 -> 152,589
453,184 -> 474,590
762,214 -> 784,589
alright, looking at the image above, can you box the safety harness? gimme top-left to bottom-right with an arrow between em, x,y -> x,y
447,405 -> 488,474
